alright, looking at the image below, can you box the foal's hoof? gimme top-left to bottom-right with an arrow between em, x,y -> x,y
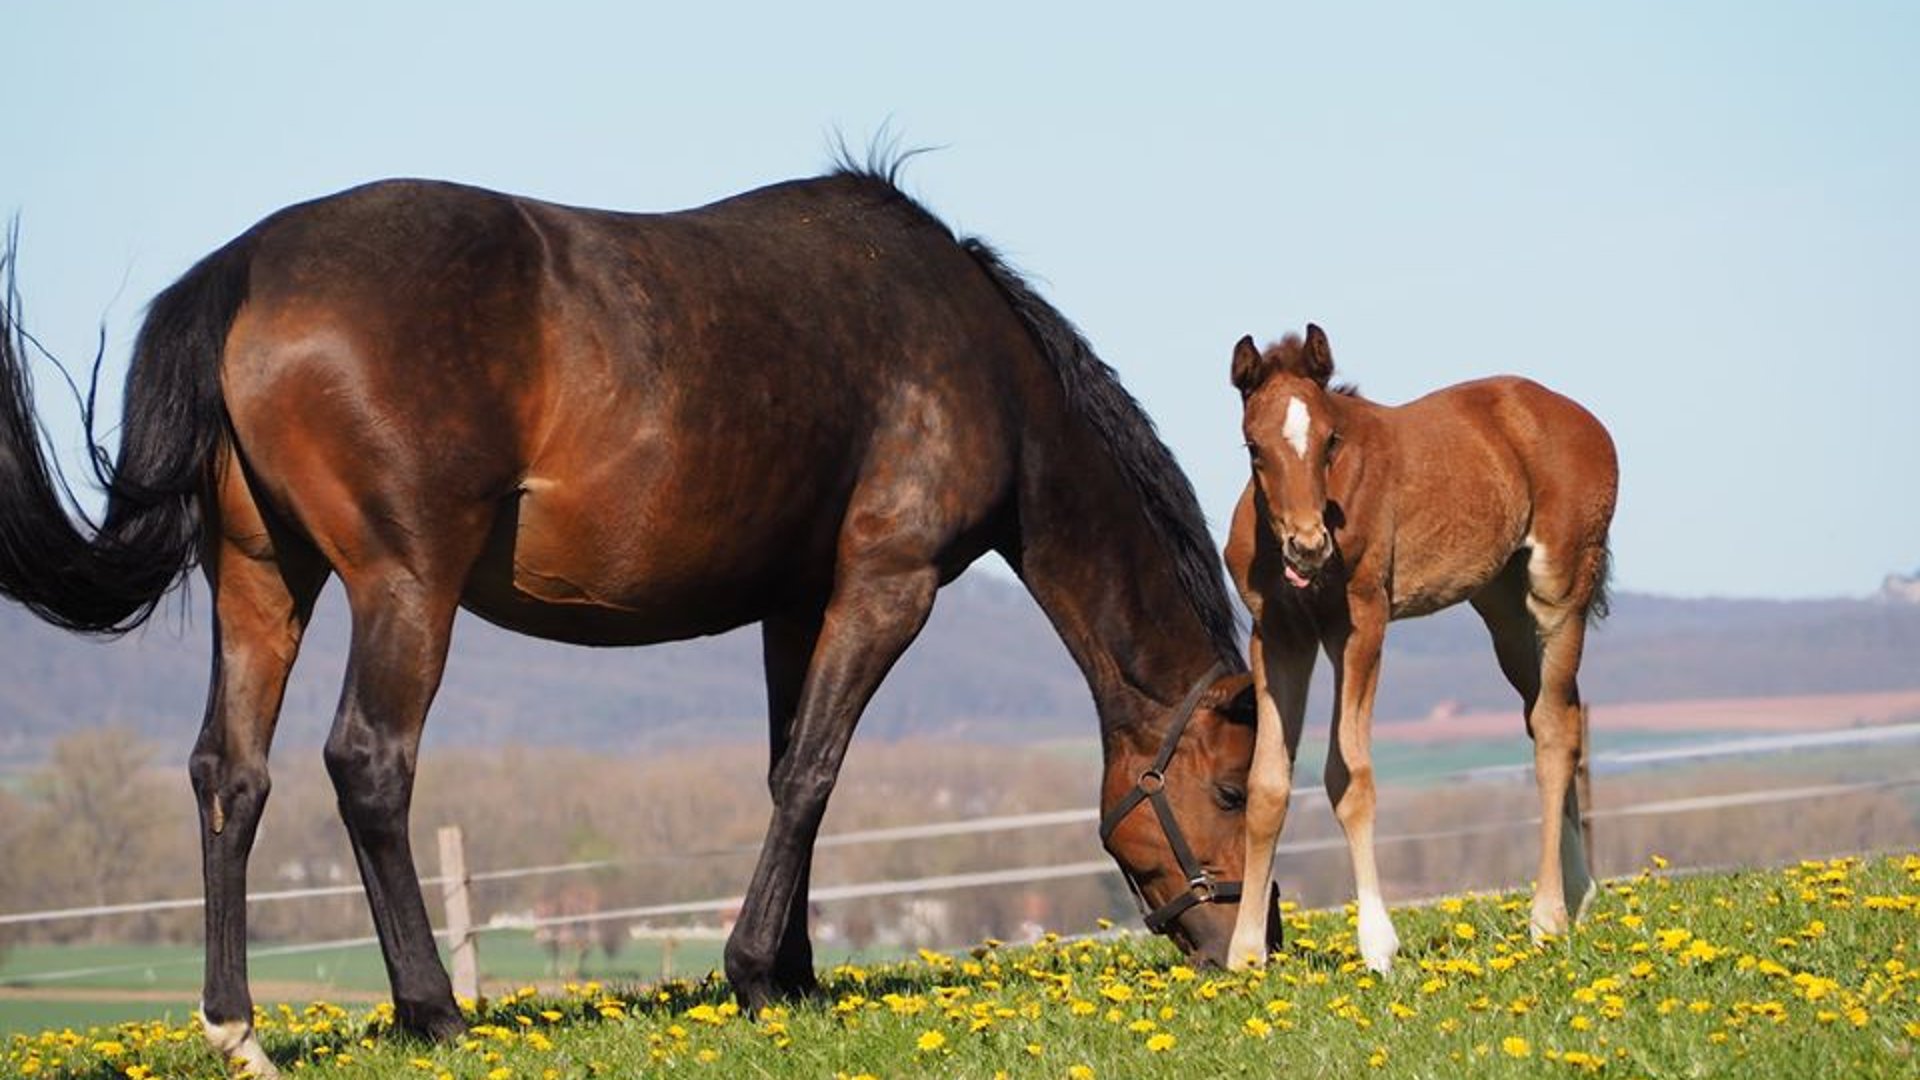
1529,903 -> 1570,944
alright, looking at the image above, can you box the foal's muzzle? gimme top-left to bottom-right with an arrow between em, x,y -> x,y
1280,530 -> 1332,584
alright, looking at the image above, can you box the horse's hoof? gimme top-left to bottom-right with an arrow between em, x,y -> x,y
201,1012 -> 279,1079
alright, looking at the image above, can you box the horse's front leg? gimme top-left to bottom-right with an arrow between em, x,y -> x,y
725,561 -> 938,1012
1227,624 -> 1313,969
759,608 -> 827,997
324,570 -> 470,1040
1324,596 -> 1398,974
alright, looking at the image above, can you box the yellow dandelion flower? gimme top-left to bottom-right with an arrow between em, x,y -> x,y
1068,1067 -> 1096,1080
1501,1036 -> 1531,1058
916,1029 -> 947,1052
1146,1033 -> 1176,1052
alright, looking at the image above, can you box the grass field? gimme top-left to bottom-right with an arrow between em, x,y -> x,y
7,853 -> 1919,1078
0,934 -> 738,1036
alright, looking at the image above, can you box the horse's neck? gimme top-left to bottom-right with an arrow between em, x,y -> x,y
1008,432 -> 1227,743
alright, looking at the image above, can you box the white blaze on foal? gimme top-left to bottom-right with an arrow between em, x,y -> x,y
1281,396 -> 1311,459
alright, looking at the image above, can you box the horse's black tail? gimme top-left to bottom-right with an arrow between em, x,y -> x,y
0,230 -> 251,635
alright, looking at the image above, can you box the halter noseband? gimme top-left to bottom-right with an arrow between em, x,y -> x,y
1098,662 -> 1243,935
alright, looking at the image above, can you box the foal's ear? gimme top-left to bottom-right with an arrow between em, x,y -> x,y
1205,673 -> 1258,725
1302,323 -> 1335,385
1230,335 -> 1268,396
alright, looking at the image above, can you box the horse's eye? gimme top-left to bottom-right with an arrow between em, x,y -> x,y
1213,783 -> 1247,812
1325,432 -> 1342,463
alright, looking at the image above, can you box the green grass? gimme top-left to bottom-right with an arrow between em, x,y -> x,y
1,935 -> 728,998
9,854 -> 1920,1078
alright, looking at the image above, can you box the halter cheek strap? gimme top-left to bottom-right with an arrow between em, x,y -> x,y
1098,661 -> 1244,935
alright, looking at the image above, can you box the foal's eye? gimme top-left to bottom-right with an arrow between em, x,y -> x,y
1325,432 -> 1342,463
1213,783 -> 1248,812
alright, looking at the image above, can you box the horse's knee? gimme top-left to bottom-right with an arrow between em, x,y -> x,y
323,729 -> 414,834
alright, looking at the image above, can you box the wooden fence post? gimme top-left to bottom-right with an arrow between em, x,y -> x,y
438,825 -> 480,1002
661,935 -> 677,980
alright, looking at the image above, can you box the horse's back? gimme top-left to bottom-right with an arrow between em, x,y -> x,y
217,176 -> 1030,645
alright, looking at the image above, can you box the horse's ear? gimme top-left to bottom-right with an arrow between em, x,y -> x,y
1230,335 -> 1267,396
1302,323 -> 1335,385
1206,673 -> 1257,725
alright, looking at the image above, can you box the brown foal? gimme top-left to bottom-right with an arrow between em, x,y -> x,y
1221,324 -> 1618,972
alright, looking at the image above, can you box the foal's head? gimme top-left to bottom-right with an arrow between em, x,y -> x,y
1231,324 -> 1345,586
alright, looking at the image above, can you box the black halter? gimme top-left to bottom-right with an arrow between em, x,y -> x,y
1098,662 -> 1243,935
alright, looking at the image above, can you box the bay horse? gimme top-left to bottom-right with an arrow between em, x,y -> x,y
1220,324 -> 1616,972
0,167 -> 1276,1076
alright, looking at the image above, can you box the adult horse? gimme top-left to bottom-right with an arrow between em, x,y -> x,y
0,167 -> 1272,1074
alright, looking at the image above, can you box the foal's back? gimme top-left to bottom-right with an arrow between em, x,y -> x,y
1374,376 -> 1616,618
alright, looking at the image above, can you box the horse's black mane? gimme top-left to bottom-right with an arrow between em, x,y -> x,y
826,157 -> 1245,671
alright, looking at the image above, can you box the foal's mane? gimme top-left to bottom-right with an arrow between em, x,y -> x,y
1263,333 -> 1362,399
825,156 -> 1244,670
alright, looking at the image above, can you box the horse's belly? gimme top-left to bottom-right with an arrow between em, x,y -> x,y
458,478 -> 827,646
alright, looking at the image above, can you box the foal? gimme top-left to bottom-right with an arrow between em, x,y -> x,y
1221,325 -> 1617,972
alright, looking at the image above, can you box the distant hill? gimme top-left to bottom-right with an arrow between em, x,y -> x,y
3,571 -> 1919,764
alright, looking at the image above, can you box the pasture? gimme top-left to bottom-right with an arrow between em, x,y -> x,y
8,854 -> 1918,1078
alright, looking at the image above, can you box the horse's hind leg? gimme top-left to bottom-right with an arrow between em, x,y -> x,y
324,540 -> 486,1039
192,469 -> 327,1078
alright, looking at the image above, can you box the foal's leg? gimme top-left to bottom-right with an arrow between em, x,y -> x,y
760,607 -> 826,996
1227,625 -> 1312,969
1475,553 -> 1596,941
1523,545 -> 1603,938
192,494 -> 326,1078
1324,598 -> 1398,973
725,547 -> 938,1012
323,563 -> 474,1039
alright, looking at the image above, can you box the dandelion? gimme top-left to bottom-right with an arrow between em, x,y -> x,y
916,1029 -> 947,1052
1502,1036 -> 1532,1058
1146,1033 -> 1176,1052
1244,1017 -> 1273,1038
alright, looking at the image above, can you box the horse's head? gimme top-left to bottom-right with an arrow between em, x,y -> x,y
1099,670 -> 1281,965
1231,324 -> 1344,587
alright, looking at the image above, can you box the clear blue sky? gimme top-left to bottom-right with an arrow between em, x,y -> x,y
4,3 -> 1915,599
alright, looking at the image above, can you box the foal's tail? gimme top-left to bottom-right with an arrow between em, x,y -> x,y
1587,542 -> 1614,625
0,231 -> 252,634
